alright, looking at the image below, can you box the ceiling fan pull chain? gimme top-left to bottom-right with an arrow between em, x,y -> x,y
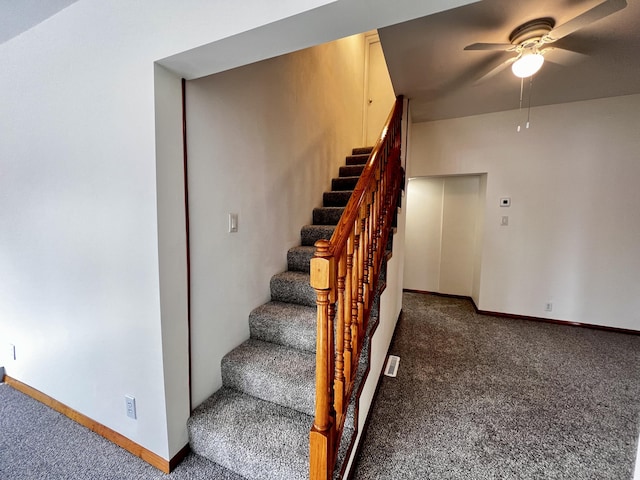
526,75 -> 534,129
517,77 -> 524,132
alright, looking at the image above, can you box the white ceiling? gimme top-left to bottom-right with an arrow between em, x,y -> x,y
0,0 -> 80,45
379,0 -> 640,122
4,0 -> 637,124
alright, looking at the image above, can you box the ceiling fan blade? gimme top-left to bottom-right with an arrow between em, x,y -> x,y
474,56 -> 517,83
541,47 -> 589,66
464,42 -> 514,51
544,0 -> 627,43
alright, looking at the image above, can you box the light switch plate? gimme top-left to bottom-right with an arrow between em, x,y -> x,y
229,213 -> 238,233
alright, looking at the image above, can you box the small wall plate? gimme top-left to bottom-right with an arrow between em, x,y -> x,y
500,197 -> 511,207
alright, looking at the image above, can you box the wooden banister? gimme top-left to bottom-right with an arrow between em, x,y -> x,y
310,96 -> 404,480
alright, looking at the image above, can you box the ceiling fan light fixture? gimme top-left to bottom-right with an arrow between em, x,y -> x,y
511,52 -> 545,78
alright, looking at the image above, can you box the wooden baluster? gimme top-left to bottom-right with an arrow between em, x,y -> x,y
334,252 -> 346,427
359,206 -> 369,339
310,240 -> 335,480
344,230 -> 355,388
351,223 -> 360,373
355,209 -> 366,357
364,199 -> 374,316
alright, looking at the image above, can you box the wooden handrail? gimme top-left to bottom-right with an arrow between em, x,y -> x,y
309,96 -> 404,479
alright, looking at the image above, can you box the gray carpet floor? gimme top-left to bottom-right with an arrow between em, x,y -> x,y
352,292 -> 640,480
0,383 -> 245,480
2,292 -> 639,479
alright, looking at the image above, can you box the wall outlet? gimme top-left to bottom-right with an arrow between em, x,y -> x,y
501,216 -> 509,226
544,302 -> 553,312
125,395 -> 137,419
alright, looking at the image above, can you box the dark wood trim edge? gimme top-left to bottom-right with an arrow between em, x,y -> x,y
403,288 -> 468,300
169,443 -> 191,471
3,376 -> 186,474
181,78 -> 193,413
403,289 -> 640,336
474,307 -> 640,335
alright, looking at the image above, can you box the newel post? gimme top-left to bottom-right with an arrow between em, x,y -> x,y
310,240 -> 335,480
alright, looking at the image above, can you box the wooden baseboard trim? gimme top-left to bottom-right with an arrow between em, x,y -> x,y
403,288 -> 468,300
474,307 -> 640,335
3,375 -> 188,473
403,289 -> 640,336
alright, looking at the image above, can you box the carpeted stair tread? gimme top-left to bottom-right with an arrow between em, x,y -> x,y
345,154 -> 369,166
313,206 -> 345,225
323,190 -> 353,207
287,245 -> 315,273
271,270 -> 316,307
249,301 -> 316,352
339,165 -> 365,177
332,176 -> 360,191
188,387 -> 311,480
301,225 -> 336,246
221,339 -> 316,416
352,146 -> 373,155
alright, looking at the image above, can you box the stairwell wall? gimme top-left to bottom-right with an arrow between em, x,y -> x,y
408,94 -> 640,331
0,0 -> 341,462
185,34 -> 369,408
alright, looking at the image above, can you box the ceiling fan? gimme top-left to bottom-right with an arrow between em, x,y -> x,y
464,0 -> 628,80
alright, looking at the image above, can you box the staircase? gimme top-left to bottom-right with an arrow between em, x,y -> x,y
187,147 -> 376,480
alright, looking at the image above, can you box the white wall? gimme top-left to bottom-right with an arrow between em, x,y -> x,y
0,0 -> 475,463
185,34 -> 368,407
0,0 -> 346,462
404,178 -> 444,292
409,94 -> 640,330
404,175 -> 483,296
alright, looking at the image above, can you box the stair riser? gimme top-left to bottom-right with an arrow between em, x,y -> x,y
221,340 -> 316,416
331,177 -> 359,191
313,207 -> 344,225
188,388 -> 311,480
249,301 -> 316,353
339,165 -> 364,177
345,154 -> 369,166
271,274 -> 316,307
300,225 -> 335,246
323,191 -> 352,207
352,146 -> 373,155
287,247 -> 314,272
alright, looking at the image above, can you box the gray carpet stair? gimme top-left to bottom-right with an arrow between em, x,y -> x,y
188,146 -> 385,479
345,153 -> 369,165
332,176 -> 359,191
301,225 -> 336,246
313,206 -> 345,225
221,339 -> 316,416
249,301 -> 316,352
287,245 -> 316,272
270,271 -> 316,307
188,388 -> 312,480
323,191 -> 352,207
339,165 -> 365,177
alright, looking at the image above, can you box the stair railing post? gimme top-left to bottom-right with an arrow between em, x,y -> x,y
309,96 -> 404,480
310,240 -> 336,480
